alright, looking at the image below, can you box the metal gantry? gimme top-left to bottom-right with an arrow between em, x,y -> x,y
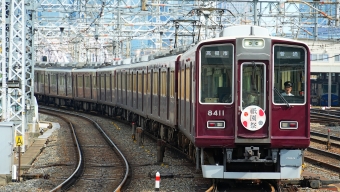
0,0 -> 340,150
30,0 -> 340,63
0,0 -> 35,152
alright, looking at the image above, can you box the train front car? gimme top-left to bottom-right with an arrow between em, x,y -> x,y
196,26 -> 310,180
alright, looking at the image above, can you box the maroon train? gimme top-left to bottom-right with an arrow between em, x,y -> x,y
35,25 -> 310,180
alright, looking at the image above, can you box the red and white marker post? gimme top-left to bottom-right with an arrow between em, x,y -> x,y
155,172 -> 160,191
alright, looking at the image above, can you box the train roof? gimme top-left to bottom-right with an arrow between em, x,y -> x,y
192,25 -> 309,47
72,68 -> 98,72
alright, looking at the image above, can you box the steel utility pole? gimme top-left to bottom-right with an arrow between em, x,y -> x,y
1,0 -> 35,157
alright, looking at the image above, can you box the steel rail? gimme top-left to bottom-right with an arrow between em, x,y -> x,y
39,106 -> 130,192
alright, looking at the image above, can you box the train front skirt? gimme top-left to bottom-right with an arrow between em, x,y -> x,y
201,149 -> 302,179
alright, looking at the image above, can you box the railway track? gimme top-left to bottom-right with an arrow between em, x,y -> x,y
306,131 -> 340,173
39,107 -> 129,192
25,106 -> 338,192
310,108 -> 340,125
39,105 -> 212,191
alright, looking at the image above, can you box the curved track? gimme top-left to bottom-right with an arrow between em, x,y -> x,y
40,107 -> 129,192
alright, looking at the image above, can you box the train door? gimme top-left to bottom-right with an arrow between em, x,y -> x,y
132,71 -> 137,108
152,69 -> 160,116
118,71 -> 122,104
237,61 -> 268,138
179,62 -> 184,129
167,68 -> 170,120
112,71 -> 115,104
160,68 -> 167,119
185,63 -> 192,134
150,69 -> 153,114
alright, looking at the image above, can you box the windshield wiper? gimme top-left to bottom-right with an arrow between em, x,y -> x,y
274,87 -> 290,108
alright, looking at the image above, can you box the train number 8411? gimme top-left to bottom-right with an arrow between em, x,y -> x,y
207,110 -> 225,116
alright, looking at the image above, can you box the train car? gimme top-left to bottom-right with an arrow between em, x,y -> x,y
96,66 -> 115,114
180,25 -> 310,180
34,66 -> 46,102
36,25 -> 310,183
34,66 -> 74,106
114,60 -> 148,120
114,55 -> 178,127
72,67 -> 98,111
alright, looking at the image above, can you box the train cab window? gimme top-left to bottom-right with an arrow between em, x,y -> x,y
273,45 -> 306,105
241,63 -> 266,110
199,44 -> 233,104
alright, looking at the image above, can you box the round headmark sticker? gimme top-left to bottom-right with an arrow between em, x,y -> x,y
240,105 -> 266,131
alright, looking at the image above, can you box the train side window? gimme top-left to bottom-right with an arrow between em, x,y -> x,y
106,74 -> 110,90
127,73 -> 131,91
112,73 -> 115,90
138,72 -> 142,93
85,75 -> 90,88
181,68 -> 185,100
186,66 -> 190,101
117,72 -> 121,90
100,75 -> 104,91
147,71 -> 151,94
161,71 -> 166,96
153,70 -> 158,95
133,72 -> 137,93
170,71 -> 174,98
143,71 -> 146,95
78,75 -> 83,88
273,45 -> 306,105
122,72 -> 126,91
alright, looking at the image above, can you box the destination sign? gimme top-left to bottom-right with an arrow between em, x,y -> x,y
205,50 -> 229,58
276,51 -> 301,59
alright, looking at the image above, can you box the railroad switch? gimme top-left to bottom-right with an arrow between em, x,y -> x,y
21,173 -> 50,181
281,176 -> 340,189
326,129 -> 331,150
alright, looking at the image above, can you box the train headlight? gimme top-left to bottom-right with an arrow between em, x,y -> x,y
207,121 -> 225,129
280,121 -> 298,129
243,39 -> 265,48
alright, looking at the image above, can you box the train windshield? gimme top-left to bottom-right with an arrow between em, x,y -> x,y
273,45 -> 306,105
199,44 -> 234,104
241,63 -> 266,110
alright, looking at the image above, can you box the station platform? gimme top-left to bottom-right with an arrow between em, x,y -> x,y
14,122 -> 60,174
